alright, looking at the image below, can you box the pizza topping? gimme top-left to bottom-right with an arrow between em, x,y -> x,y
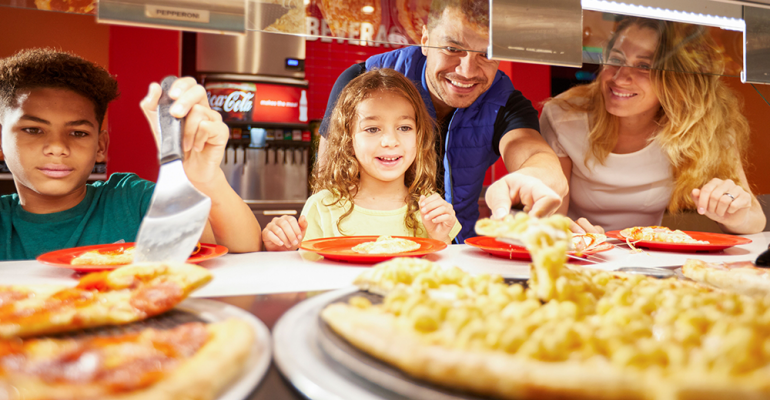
1,264 -> 212,338
723,261 -> 758,270
351,236 -> 421,254
0,288 -> 31,308
129,282 -> 184,316
0,323 -> 209,392
620,226 -> 709,244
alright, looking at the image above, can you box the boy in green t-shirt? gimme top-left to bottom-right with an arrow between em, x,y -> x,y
0,48 -> 262,260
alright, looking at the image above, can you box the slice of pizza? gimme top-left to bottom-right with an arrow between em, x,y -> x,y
682,259 -> 770,297
0,263 -> 212,338
351,236 -> 421,255
571,233 -> 607,254
71,246 -> 136,266
0,319 -> 254,400
619,226 -> 709,244
71,243 -> 203,266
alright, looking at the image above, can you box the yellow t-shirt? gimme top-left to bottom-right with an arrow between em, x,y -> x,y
301,190 -> 462,242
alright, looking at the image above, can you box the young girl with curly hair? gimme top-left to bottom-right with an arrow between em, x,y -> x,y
262,68 -> 461,251
542,17 -> 765,234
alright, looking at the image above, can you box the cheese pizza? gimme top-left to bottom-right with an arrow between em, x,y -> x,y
620,226 -> 709,244
71,246 -> 135,266
323,213 -> 770,399
682,259 -> 770,298
351,235 -> 421,254
70,243 -> 203,266
0,319 -> 253,400
0,263 -> 212,338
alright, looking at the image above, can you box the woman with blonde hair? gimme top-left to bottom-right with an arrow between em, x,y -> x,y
541,16 -> 765,234
262,68 -> 461,250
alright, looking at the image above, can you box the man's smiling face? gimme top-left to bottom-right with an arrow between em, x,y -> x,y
421,6 -> 499,112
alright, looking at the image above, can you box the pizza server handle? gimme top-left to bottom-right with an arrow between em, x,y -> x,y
756,246 -> 770,267
157,76 -> 184,165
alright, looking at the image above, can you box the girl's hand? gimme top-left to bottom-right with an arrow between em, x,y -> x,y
419,194 -> 457,243
262,215 -> 308,251
691,178 -> 752,227
140,78 -> 228,187
568,217 -> 604,234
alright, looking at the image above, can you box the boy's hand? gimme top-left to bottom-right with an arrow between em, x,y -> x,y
419,194 -> 457,243
263,215 -> 308,251
140,77 -> 228,186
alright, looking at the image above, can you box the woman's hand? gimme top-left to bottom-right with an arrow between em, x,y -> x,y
568,217 -> 605,234
262,215 -> 308,251
419,194 -> 457,243
691,178 -> 752,228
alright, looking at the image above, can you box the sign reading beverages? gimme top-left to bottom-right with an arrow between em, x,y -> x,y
205,81 -> 307,124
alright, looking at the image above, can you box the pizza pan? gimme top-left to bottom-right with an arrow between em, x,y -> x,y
47,299 -> 272,400
273,286 -> 528,400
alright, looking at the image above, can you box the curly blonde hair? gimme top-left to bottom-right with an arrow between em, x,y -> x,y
313,68 -> 438,235
548,17 -> 750,213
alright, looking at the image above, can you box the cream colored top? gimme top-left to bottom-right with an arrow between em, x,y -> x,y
540,101 -> 674,231
300,189 -> 462,242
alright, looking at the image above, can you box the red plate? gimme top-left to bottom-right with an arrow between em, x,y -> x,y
37,242 -> 229,271
299,236 -> 447,264
466,236 -> 614,261
605,230 -> 752,252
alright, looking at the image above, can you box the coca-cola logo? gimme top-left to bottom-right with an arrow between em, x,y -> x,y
207,91 -> 255,113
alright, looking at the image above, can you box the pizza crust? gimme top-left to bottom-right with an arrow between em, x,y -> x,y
682,259 -> 770,298
322,303 -> 770,400
3,319 -> 254,400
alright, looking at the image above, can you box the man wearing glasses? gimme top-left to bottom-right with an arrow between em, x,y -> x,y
317,0 -> 567,243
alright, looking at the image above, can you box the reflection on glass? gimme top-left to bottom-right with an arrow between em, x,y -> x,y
250,0 -> 433,47
544,15 -> 759,232
0,0 -> 95,14
582,11 -> 743,78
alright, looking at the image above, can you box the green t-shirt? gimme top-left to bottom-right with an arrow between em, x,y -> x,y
0,173 -> 155,261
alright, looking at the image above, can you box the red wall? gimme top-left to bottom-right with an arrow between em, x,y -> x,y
107,26 -> 181,181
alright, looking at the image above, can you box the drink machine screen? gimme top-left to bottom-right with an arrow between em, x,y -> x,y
205,81 -> 308,125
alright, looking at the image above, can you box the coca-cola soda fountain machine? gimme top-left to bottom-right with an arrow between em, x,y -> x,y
203,77 -> 310,227
193,28 -> 309,227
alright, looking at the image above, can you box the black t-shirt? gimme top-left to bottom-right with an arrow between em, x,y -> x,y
319,63 -> 541,194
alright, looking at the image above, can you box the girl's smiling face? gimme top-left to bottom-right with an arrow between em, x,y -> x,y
352,90 -> 418,187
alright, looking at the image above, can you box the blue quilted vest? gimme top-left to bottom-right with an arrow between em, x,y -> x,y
366,46 -> 513,243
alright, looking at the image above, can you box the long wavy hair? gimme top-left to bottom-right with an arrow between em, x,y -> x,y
548,17 -> 750,213
313,68 -> 438,235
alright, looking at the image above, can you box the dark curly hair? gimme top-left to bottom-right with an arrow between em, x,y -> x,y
427,0 -> 488,31
0,48 -> 119,127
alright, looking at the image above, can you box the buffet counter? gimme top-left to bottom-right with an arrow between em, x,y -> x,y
2,232 -> 769,296
2,232 -> 769,400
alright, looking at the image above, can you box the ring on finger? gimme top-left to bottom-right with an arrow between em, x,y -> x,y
723,192 -> 735,201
